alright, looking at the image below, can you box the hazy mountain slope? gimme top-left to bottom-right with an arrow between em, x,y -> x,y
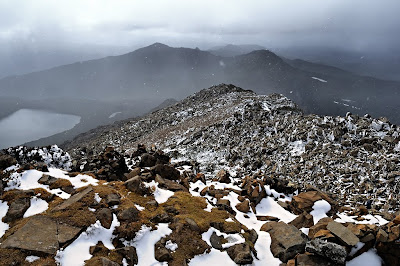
0,43 -> 399,124
0,43 -> 224,101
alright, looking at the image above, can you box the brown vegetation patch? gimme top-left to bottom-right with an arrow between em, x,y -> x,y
48,190 -> 96,228
0,248 -> 26,265
0,189 -> 31,204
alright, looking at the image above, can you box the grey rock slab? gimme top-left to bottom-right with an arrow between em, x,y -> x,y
327,221 -> 359,247
52,186 -> 93,212
1,215 -> 81,255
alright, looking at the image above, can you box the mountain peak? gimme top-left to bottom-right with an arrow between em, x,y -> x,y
188,84 -> 254,103
147,42 -> 171,49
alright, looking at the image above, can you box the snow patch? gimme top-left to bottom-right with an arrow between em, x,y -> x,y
6,168 -> 98,199
23,197 -> 49,218
124,224 -> 172,266
165,240 -> 178,251
347,249 -> 382,266
311,77 -> 327,83
310,200 -> 331,224
289,140 -> 306,156
0,201 -> 10,238
256,197 -> 297,223
134,204 -> 145,211
144,181 -> 174,204
202,227 -> 245,249
25,255 -> 40,262
109,112 -> 122,118
189,248 -> 236,266
55,214 -> 120,266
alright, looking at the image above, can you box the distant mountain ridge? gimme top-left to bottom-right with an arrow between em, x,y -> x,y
0,42 -> 399,124
208,44 -> 266,57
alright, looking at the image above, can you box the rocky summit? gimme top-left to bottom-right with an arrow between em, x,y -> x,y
0,83 -> 399,265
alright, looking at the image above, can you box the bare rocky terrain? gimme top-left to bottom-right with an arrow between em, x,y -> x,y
0,84 -> 399,265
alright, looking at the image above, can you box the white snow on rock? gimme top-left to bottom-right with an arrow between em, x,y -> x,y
255,197 -> 297,223
134,204 -> 145,211
310,200 -> 331,224
253,231 -> 282,265
55,214 -> 120,266
94,193 -> 101,203
47,168 -> 98,189
189,248 -> 236,266
165,240 -> 178,252
311,76 -> 328,83
335,213 -> 389,226
124,223 -> 172,266
144,181 -> 174,204
5,168 -> 98,199
0,200 -> 10,238
25,255 -> 40,262
202,227 -> 245,249
289,140 -> 306,157
23,197 -> 49,218
346,249 -> 382,266
349,242 -> 366,257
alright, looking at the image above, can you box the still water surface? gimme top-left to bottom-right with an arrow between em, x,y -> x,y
0,109 -> 80,149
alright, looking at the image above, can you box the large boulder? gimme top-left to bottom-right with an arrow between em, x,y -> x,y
216,169 -> 231,183
153,164 -> 180,180
3,197 -> 30,223
83,146 -> 129,181
139,153 -> 157,167
106,193 -> 121,206
0,154 -> 17,170
226,243 -> 253,265
116,246 -> 138,266
124,176 -> 150,195
289,211 -> 314,229
117,207 -> 140,223
261,221 -> 308,262
96,208 -> 113,229
155,174 -> 187,191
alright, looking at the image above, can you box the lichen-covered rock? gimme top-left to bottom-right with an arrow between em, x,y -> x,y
305,238 -> 347,265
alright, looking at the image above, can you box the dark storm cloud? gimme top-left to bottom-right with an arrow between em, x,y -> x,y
0,0 -> 399,51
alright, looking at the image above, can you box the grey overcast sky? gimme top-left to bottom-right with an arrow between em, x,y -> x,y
0,0 -> 399,52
